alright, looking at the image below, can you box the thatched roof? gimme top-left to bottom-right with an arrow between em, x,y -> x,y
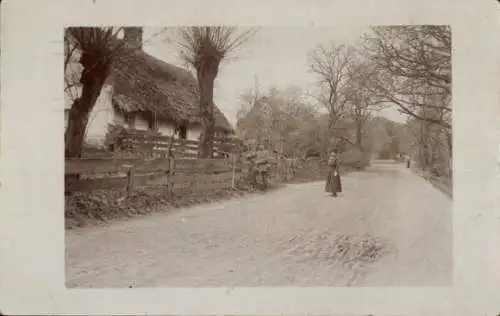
66,41 -> 234,133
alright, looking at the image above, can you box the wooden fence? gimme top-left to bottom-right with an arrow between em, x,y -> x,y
111,129 -> 243,159
65,156 -> 248,197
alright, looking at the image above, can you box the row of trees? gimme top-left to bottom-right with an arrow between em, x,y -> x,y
307,43 -> 384,157
236,25 -> 451,176
235,84 -> 411,162
364,26 -> 451,175
64,27 -> 258,158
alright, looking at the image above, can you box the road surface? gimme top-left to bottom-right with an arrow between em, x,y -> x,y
66,162 -> 452,287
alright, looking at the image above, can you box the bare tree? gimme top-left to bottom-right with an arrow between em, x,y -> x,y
64,27 -> 123,158
343,59 -> 385,153
362,25 -> 451,129
178,27 -> 259,158
407,107 -> 450,176
308,43 -> 355,153
236,86 -> 320,156
236,75 -> 261,122
408,113 -> 433,169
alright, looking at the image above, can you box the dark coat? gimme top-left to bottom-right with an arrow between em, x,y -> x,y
325,159 -> 342,193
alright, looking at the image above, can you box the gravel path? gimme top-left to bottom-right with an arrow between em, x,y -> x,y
66,162 -> 452,287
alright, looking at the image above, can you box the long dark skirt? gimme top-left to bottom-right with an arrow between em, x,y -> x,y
325,169 -> 342,194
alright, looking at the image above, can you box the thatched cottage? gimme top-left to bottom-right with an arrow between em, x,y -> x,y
64,27 -> 234,147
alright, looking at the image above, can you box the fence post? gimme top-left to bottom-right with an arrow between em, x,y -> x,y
277,136 -> 284,182
166,153 -> 175,195
231,154 -> 237,189
149,142 -> 155,158
126,167 -> 135,198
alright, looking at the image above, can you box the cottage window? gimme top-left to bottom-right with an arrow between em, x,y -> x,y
178,125 -> 187,140
215,131 -> 227,140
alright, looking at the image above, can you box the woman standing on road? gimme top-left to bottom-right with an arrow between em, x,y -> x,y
325,148 -> 342,197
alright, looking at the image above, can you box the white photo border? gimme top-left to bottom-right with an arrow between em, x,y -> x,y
1,0 -> 499,315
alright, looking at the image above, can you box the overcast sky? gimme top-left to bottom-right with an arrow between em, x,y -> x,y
142,27 -> 407,126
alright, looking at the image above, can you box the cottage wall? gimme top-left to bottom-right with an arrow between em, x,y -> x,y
187,125 -> 203,141
106,109 -> 177,139
64,83 -> 116,147
84,84 -> 115,147
132,116 -> 149,131
158,124 -> 176,136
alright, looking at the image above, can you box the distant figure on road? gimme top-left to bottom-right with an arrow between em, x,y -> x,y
325,149 -> 342,197
406,155 -> 411,169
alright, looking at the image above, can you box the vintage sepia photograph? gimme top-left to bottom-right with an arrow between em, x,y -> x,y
64,25 -> 452,288
4,0 -> 500,313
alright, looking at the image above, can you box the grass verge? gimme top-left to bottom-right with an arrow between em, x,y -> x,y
412,168 -> 452,198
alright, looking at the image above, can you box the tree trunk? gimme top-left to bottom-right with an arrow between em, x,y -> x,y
197,61 -> 218,158
446,130 -> 452,158
65,100 -> 91,158
355,118 -> 364,152
64,52 -> 110,158
323,112 -> 337,158
418,121 -> 429,169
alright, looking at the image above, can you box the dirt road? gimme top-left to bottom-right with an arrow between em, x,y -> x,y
66,162 -> 452,287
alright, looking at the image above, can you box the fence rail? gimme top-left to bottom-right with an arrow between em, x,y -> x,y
65,157 -> 238,174
69,129 -> 304,198
65,156 -> 249,196
113,130 -> 243,159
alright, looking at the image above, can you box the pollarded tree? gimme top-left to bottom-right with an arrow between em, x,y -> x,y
178,27 -> 259,158
64,27 -> 123,158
